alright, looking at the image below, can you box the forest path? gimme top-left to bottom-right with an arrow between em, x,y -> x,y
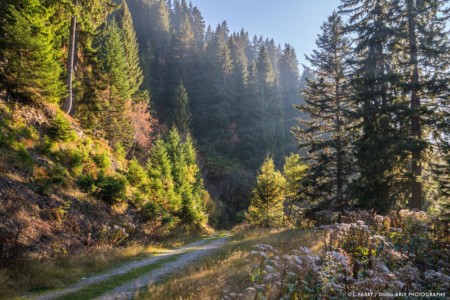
34,234 -> 231,300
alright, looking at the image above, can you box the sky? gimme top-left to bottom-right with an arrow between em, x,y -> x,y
189,0 -> 342,71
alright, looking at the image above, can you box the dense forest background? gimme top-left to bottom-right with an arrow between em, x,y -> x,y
126,0 -> 308,226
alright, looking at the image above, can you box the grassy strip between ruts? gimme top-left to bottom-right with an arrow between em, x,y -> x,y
55,254 -> 182,300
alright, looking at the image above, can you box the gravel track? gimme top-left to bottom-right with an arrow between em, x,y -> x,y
34,235 -> 230,300
96,236 -> 230,300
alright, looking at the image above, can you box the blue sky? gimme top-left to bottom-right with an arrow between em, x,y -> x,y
189,0 -> 342,70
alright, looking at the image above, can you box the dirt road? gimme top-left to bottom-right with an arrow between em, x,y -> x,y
34,235 -> 230,300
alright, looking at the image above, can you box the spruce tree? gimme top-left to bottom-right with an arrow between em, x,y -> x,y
295,12 -> 353,212
117,0 -> 144,97
279,44 -> 301,153
1,0 -> 65,104
391,0 -> 450,209
283,153 -> 307,224
340,0 -> 406,212
248,155 -> 286,227
173,81 -> 191,136
147,138 -> 181,212
97,20 -> 133,148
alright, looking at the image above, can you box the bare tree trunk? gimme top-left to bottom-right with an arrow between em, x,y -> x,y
335,77 -> 344,213
407,0 -> 423,210
63,0 -> 78,115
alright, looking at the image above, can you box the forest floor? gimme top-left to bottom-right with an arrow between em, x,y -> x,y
28,234 -> 231,300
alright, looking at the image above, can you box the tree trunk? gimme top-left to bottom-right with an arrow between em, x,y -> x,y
407,0 -> 423,210
335,78 -> 344,212
63,0 -> 77,115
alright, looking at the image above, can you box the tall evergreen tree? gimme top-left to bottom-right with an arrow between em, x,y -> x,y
340,0 -> 406,212
173,81 -> 191,136
117,0 -> 144,97
279,44 -> 301,153
147,137 -> 181,212
295,12 -> 353,212
1,0 -> 65,104
391,0 -> 450,209
97,20 -> 133,147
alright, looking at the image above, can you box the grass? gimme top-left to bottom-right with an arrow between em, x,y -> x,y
136,227 -> 326,300
0,233 -> 216,300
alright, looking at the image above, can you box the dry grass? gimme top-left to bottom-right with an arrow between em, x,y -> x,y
137,228 -> 325,300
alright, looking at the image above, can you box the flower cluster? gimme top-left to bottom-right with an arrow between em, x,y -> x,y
229,210 -> 449,299
98,224 -> 129,245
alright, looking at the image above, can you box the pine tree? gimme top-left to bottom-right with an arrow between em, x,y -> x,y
117,0 -> 144,97
391,0 -> 450,209
147,137 -> 181,212
97,20 -> 133,148
283,153 -> 307,224
163,127 -> 207,226
248,155 -> 286,227
295,12 -> 353,212
1,0 -> 65,104
173,81 -> 191,136
279,44 -> 301,153
340,0 -> 406,212
71,0 -> 115,130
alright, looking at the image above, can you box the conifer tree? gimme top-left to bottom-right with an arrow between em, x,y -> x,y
117,0 -> 144,97
71,0 -> 115,129
173,81 -> 191,136
340,0 -> 405,212
279,44 -> 301,153
296,12 -> 353,212
391,0 -> 450,209
98,20 -> 133,147
283,153 -> 307,224
147,138 -> 181,212
248,156 -> 286,227
1,0 -> 65,104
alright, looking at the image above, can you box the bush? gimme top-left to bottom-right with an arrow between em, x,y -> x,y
50,163 -> 68,186
93,152 -> 111,171
14,142 -> 33,165
78,173 -> 97,194
127,159 -> 148,187
231,210 -> 450,299
65,146 -> 89,176
49,112 -> 77,142
96,174 -> 127,204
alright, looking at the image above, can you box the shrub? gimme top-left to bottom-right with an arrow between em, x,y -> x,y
65,146 -> 89,176
230,210 -> 450,299
127,158 -> 148,187
93,151 -> 111,171
78,173 -> 97,194
96,174 -> 127,204
49,112 -> 77,142
14,142 -> 33,165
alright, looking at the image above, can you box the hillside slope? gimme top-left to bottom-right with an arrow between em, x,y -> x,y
0,94 -> 208,266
